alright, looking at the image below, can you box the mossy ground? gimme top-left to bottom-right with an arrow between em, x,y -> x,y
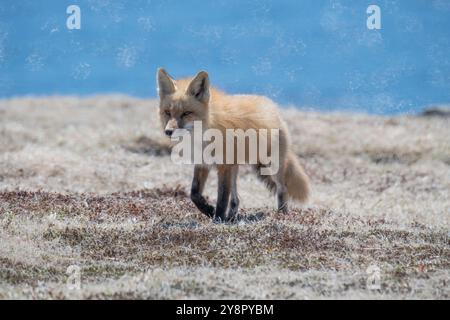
0,96 -> 449,299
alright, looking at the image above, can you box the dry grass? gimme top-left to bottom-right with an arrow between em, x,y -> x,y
0,96 -> 449,299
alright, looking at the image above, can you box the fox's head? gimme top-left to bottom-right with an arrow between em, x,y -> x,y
156,68 -> 210,137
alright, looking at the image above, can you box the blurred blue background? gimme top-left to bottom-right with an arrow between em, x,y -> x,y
0,0 -> 449,114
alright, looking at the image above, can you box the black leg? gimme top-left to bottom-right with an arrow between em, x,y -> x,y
214,166 -> 232,222
277,190 -> 288,213
190,165 -> 215,218
274,164 -> 289,214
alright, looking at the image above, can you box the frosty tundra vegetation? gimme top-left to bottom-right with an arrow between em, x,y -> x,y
0,96 -> 449,299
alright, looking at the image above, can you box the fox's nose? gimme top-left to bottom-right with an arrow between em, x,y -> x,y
165,129 -> 173,137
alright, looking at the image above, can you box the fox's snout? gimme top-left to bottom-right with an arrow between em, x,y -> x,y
164,118 -> 179,137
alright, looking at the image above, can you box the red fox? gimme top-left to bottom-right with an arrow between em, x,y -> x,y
156,68 -> 310,222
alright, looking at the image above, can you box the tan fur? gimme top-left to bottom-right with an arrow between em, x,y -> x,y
157,68 -> 310,218
285,150 -> 310,202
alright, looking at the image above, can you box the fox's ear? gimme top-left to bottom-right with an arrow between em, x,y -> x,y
157,68 -> 176,99
186,71 -> 210,104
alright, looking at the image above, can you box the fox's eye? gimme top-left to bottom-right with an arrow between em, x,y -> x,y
182,111 -> 192,117
164,110 -> 171,116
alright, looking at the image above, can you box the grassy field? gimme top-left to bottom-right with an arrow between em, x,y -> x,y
0,96 -> 449,299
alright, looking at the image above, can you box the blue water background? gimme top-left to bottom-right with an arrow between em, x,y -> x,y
0,0 -> 449,114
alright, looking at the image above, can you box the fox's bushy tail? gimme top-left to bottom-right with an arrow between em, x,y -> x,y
284,151 -> 310,203
255,150 -> 310,203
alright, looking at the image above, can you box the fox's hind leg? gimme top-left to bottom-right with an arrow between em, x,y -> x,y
275,177 -> 289,213
191,165 -> 215,218
254,163 -> 288,213
273,159 -> 289,213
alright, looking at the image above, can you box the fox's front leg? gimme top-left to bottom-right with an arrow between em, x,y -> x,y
215,165 -> 234,222
191,165 -> 215,218
227,166 -> 239,221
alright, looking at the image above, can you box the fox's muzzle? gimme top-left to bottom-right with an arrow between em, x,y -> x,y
165,118 -> 179,137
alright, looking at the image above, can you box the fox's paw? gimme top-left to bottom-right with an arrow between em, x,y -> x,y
278,204 -> 289,214
212,215 -> 225,224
